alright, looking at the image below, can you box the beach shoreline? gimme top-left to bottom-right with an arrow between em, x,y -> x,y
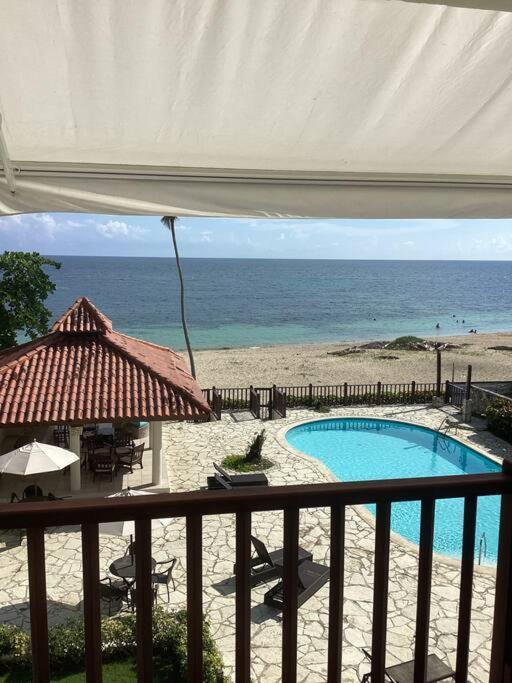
189,330 -> 512,388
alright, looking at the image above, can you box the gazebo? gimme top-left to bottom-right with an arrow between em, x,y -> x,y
0,297 -> 210,492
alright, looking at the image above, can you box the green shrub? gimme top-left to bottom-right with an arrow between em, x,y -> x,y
48,618 -> 86,672
221,453 -> 274,472
486,399 -> 512,443
0,624 -> 30,664
386,336 -> 427,350
0,608 -> 223,681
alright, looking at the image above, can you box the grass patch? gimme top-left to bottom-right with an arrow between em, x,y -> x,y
221,454 -> 274,472
0,658 -> 185,682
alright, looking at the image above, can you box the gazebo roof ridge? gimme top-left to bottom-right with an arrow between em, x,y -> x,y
52,297 -> 113,334
99,330 -> 206,414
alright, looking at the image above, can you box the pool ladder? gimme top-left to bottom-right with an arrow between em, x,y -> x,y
478,532 -> 487,565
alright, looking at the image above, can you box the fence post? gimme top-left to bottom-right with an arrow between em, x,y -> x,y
444,380 -> 449,403
377,381 -> 382,405
436,350 -> 442,397
411,380 -> 416,403
308,383 -> 313,402
343,382 -> 348,403
269,385 -> 275,420
462,365 -> 473,422
465,365 -> 472,400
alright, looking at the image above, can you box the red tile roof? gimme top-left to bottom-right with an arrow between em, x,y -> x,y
52,297 -> 113,333
0,298 -> 210,426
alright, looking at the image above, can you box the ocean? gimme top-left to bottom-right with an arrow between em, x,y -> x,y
45,257 -> 512,350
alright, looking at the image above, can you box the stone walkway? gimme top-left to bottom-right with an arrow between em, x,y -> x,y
0,404 -> 509,681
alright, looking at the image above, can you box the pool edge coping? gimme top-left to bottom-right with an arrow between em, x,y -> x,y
276,412 -> 499,577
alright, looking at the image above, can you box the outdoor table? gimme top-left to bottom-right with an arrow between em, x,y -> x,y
385,654 -> 455,683
109,555 -> 157,582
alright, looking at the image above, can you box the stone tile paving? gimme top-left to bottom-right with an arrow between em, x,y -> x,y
0,404 -> 510,682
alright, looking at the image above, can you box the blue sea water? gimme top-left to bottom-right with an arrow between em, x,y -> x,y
44,257 -> 512,350
286,418 -> 501,564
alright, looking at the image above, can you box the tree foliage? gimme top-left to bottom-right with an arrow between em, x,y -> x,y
0,251 -> 61,350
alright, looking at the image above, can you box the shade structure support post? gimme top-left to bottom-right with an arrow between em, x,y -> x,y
150,421 -> 162,487
0,113 -> 16,193
69,426 -> 82,492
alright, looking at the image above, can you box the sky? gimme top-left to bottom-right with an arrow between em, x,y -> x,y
0,213 -> 512,259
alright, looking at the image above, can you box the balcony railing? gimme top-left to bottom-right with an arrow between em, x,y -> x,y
0,467 -> 511,682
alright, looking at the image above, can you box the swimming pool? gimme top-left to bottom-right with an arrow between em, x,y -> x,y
285,418 -> 501,565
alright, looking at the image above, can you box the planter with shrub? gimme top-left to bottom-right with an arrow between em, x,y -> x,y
221,429 -> 274,472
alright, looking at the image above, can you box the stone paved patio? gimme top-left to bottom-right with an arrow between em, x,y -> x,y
0,403 -> 510,681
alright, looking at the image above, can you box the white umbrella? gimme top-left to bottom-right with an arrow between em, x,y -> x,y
0,439 -> 78,476
99,487 -> 172,537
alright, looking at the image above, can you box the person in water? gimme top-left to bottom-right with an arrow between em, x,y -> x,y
435,322 -> 440,329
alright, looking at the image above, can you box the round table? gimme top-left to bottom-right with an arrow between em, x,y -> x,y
109,555 -> 156,580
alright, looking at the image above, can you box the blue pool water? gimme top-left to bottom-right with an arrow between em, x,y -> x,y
286,418 -> 501,564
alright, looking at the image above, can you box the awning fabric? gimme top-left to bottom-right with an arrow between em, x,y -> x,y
1,0 -> 511,219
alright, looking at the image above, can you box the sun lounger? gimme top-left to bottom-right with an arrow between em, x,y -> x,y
233,535 -> 313,587
361,648 -> 455,683
263,560 -> 330,610
207,462 -> 268,489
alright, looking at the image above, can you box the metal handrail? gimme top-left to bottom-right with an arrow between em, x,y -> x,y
478,532 -> 488,565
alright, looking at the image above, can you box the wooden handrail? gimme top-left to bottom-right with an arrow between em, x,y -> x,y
2,470 -> 512,682
0,472 -> 511,529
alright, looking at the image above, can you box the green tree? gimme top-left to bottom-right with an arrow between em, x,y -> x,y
0,251 -> 61,350
161,216 -> 196,379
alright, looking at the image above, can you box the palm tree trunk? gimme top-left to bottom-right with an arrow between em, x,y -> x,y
161,216 -> 196,379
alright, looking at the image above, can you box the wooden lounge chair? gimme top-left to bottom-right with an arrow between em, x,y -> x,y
361,648 -> 455,683
207,462 -> 269,489
233,535 -> 313,587
263,560 -> 330,610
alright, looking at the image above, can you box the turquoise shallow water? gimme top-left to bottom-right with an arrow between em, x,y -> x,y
42,257 -> 512,350
286,418 -> 501,564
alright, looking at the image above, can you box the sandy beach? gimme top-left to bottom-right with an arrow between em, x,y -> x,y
191,331 -> 512,388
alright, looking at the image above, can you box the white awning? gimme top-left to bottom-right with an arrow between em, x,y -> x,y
1,0 -> 511,218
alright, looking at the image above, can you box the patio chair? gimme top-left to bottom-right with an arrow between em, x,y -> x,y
151,558 -> 177,602
361,648 -> 455,683
99,577 -> 131,616
53,426 -> 69,449
128,584 -> 158,612
114,433 -> 135,448
207,462 -> 269,489
117,443 -> 144,473
263,560 -> 330,610
124,540 -> 136,557
91,454 -> 116,481
233,535 -> 313,587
